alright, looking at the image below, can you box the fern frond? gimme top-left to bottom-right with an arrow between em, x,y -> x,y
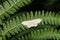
7,10 -> 60,26
2,10 -> 60,39
7,25 -> 53,40
0,0 -> 32,19
20,29 -> 60,40
10,28 -> 60,40
2,17 -> 28,39
23,11 -> 60,25
2,10 -> 60,29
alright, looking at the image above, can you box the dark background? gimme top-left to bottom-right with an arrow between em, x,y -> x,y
0,0 -> 60,12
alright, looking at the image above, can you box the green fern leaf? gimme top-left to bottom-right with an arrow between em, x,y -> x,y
20,28 -> 60,40
0,0 -> 32,19
2,10 -> 60,29
6,10 -> 60,26
9,28 -> 60,40
2,17 -> 28,39
1,10 -> 60,40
